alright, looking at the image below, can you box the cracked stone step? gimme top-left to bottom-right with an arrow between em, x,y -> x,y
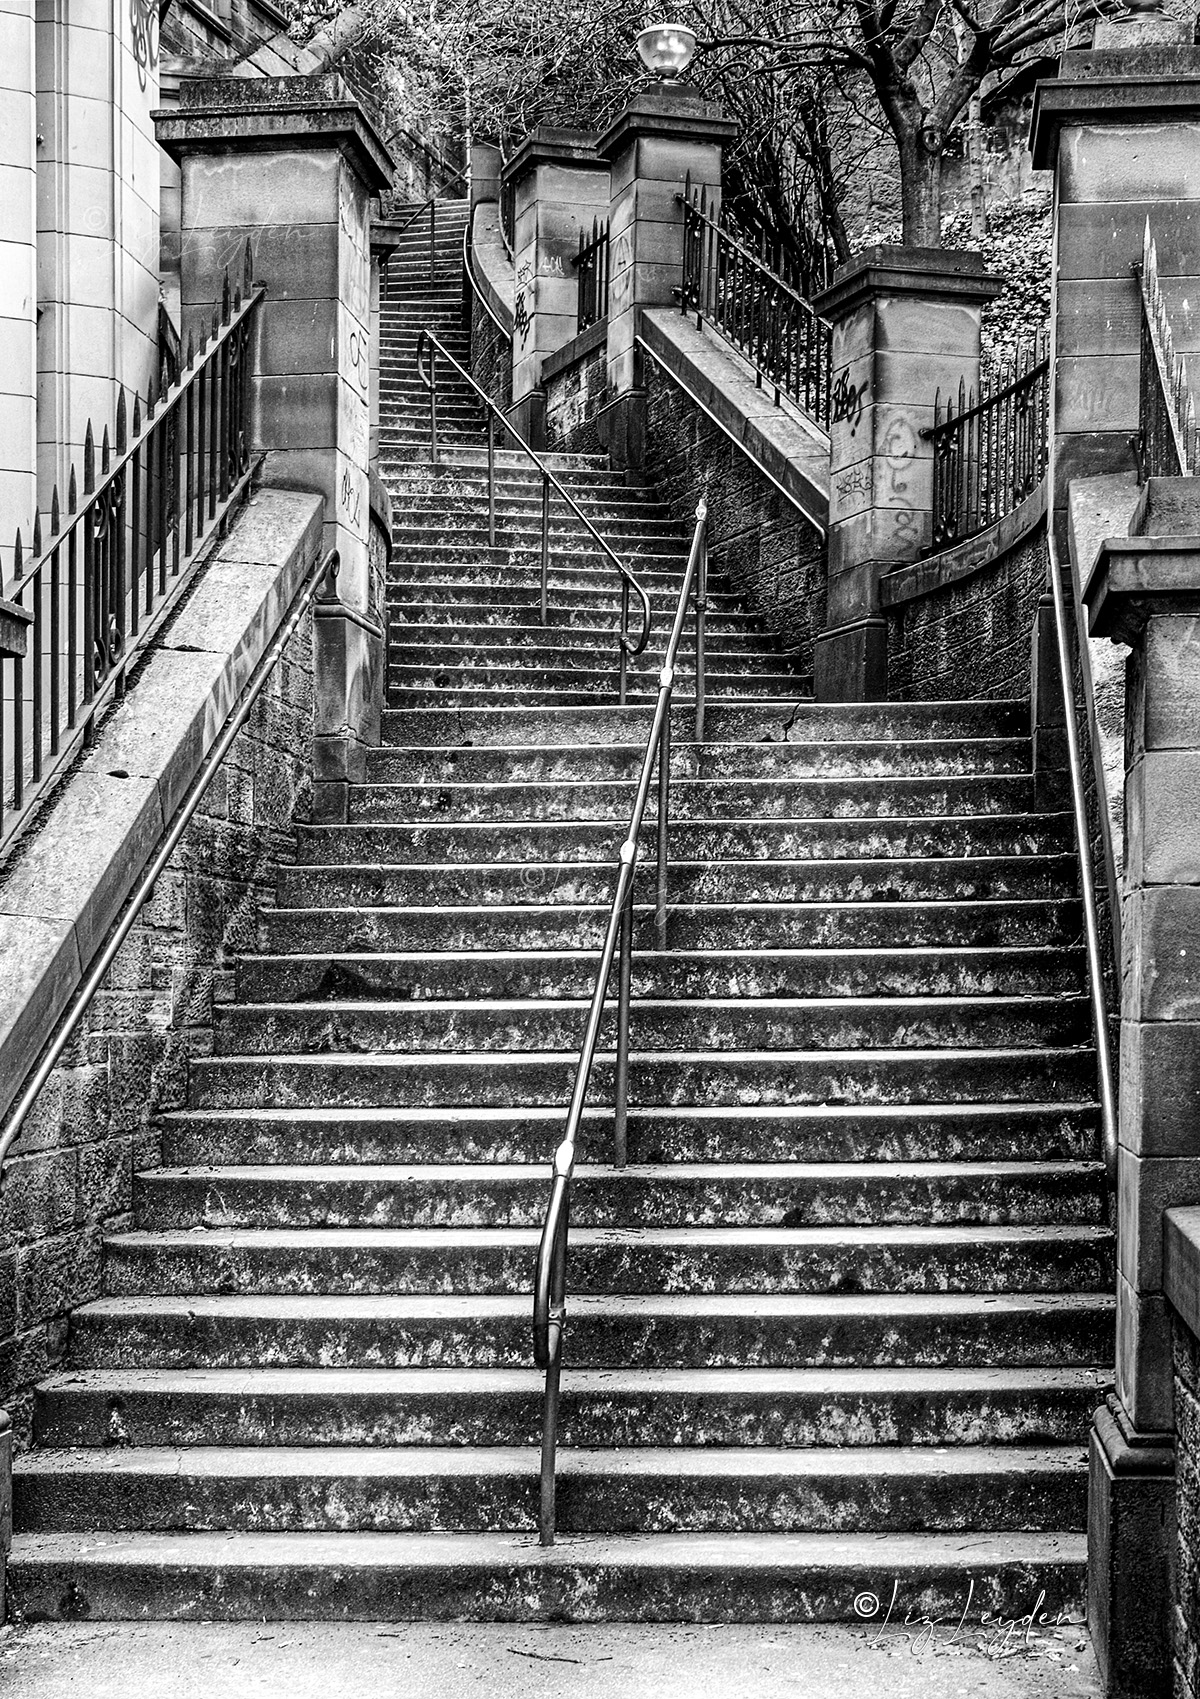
33,1365 -> 1112,1450
129,1160 -> 1107,1230
4,1527 -> 1090,1623
235,945 -> 1087,1005
159,1102 -> 1103,1167
101,1223 -> 1113,1298
187,1046 -> 1098,1112
65,1291 -> 1115,1371
12,1443 -> 1088,1536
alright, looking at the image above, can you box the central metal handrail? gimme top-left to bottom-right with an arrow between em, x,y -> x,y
414,328 -> 652,701
1046,529 -> 1119,1191
532,499 -> 708,1547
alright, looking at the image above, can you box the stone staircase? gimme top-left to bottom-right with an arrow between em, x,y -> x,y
6,197 -> 1112,1623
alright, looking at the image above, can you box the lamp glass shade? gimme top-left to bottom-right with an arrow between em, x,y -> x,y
635,23 -> 697,78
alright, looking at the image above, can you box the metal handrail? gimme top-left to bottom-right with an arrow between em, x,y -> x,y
414,327 -> 652,702
382,164 -> 470,288
0,545 -> 341,1171
2,249 -> 264,856
462,218 -> 513,347
1046,529 -> 1119,1191
533,500 -> 708,1547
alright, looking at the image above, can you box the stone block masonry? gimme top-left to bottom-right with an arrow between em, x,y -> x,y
0,488 -> 322,1444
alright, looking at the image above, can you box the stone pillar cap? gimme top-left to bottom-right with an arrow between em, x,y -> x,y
154,72 -> 394,192
1030,61 -> 1200,168
813,245 -> 1003,322
1085,534 -> 1200,642
501,127 -> 603,183
596,85 -> 735,159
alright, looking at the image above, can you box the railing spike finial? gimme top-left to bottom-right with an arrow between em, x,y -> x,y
222,268 -> 231,325
50,484 -> 60,535
31,509 -> 42,558
160,355 -> 170,396
83,420 -> 95,493
132,391 -> 141,437
186,331 -> 195,371
68,463 -> 77,514
244,236 -> 253,295
12,528 -> 21,579
116,386 -> 127,455
101,424 -> 110,475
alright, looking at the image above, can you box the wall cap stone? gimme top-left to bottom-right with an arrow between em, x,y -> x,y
501,127 -> 602,184
1165,1207 -> 1200,1344
469,203 -> 515,335
1031,72 -> 1200,169
881,482 -> 1046,609
0,599 -> 32,660
154,73 -> 394,192
637,305 -> 829,534
0,487 -> 324,1136
1085,532 -> 1200,642
814,245 -> 1003,322
542,320 -> 608,383
596,86 -> 736,161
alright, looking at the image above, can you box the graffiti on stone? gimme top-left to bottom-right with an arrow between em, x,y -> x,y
830,368 -> 867,435
878,413 -> 922,547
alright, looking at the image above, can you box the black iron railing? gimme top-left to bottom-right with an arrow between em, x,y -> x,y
574,218 -> 610,333
533,500 -> 708,1548
678,183 -> 832,429
499,177 -> 516,261
1,244 -> 263,857
1136,218 -> 1198,480
929,338 -> 1049,550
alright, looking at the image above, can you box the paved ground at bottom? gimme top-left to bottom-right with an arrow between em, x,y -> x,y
0,1618 -> 1099,1697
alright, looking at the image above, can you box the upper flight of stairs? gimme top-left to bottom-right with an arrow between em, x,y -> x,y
6,197 -> 1113,1624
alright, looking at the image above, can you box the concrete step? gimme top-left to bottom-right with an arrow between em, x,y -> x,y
33,1364 -> 1111,1450
159,1102 -> 1103,1167
372,699 -> 1032,747
293,813 -> 1073,866
65,1290 -> 1115,1370
129,1160 -> 1107,1232
345,774 -> 1039,825
13,1443 -> 1088,1536
273,857 -> 1074,912
257,897 -> 1082,955
102,1224 -> 1112,1299
4,1527 -> 1089,1622
235,945 -> 1086,1006
187,1046 -> 1098,1112
209,994 -> 1091,1058
385,680 -> 802,710
361,739 -> 1034,784
385,617 -> 775,654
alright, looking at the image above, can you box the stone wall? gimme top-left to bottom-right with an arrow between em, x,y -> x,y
544,333 -> 608,457
1174,1316 -> 1200,1697
885,518 -> 1046,703
0,611 -> 314,1447
470,295 -> 512,410
642,358 -> 826,670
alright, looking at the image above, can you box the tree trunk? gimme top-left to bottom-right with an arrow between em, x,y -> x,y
897,131 -> 943,247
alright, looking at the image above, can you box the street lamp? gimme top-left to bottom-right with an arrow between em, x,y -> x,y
635,22 -> 697,80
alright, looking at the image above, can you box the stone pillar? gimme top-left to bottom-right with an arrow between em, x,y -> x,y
470,140 -> 501,211
596,86 -> 734,467
502,129 -> 610,445
156,74 -> 393,822
0,0 -> 36,577
1084,485 -> 1200,1697
811,250 -> 1001,700
1031,7 -> 1200,545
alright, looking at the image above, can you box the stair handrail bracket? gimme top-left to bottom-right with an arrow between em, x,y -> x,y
532,499 -> 709,1548
413,327 -> 652,699
1,247 -> 265,856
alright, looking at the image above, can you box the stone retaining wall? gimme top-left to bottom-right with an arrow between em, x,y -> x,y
0,489 -> 321,1445
544,329 -> 608,457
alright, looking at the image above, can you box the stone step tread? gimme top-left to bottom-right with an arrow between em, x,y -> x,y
33,1364 -> 1112,1399
194,1043 -> 1094,1067
73,1291 -> 1115,1323
217,994 -> 1087,1017
15,1443 -> 1087,1481
133,1158 -> 1103,1185
299,813 -> 1072,842
261,901 -> 1076,922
